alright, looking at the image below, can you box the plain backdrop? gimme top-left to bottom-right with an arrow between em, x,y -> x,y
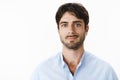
0,0 -> 120,80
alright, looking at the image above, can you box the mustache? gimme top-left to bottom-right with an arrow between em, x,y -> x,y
66,34 -> 78,38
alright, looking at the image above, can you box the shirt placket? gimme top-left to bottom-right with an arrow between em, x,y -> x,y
64,65 -> 74,80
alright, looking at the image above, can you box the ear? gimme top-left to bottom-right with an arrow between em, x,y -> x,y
85,25 -> 89,35
58,27 -> 60,34
86,25 -> 89,32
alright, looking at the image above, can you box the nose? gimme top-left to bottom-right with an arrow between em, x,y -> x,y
68,25 -> 75,34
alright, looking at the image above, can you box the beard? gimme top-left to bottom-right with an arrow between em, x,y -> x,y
60,34 -> 85,50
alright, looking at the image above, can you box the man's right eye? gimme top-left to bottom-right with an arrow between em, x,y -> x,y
61,24 -> 67,28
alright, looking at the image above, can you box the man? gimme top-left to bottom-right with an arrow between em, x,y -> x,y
32,2 -> 118,80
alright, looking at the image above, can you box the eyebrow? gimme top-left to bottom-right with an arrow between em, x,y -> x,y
73,21 -> 82,23
59,20 -> 82,25
59,21 -> 68,25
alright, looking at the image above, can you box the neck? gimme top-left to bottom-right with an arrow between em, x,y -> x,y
62,45 -> 84,62
62,45 -> 84,75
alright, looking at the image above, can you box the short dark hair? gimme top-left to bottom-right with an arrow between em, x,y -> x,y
55,3 -> 89,29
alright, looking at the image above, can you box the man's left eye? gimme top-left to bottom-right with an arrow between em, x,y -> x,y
75,23 -> 81,27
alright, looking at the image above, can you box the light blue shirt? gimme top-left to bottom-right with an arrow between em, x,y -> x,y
32,51 -> 118,80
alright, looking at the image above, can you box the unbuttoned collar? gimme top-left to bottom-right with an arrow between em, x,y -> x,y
59,51 -> 86,69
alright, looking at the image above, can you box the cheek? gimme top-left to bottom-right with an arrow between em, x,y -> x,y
77,28 -> 86,33
77,30 -> 86,37
58,31 -> 63,37
76,30 -> 83,34
59,31 -> 66,39
59,29 -> 66,35
59,32 -> 64,38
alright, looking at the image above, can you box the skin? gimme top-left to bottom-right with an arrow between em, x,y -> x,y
58,12 -> 89,75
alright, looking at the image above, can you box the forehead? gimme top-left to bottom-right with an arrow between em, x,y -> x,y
59,12 -> 84,23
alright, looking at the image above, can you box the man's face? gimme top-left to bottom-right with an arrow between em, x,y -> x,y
58,12 -> 89,50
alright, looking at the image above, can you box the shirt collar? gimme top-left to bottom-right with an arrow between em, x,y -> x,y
59,51 -> 86,68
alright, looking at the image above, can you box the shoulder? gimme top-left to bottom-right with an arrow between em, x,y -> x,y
33,52 -> 61,72
84,51 -> 118,80
37,53 -> 60,70
31,53 -> 61,80
84,51 -> 111,67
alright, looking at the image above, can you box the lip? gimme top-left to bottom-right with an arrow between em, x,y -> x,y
67,36 -> 77,40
